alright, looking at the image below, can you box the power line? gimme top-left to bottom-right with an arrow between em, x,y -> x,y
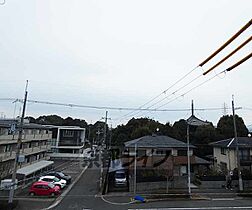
203,35 -> 252,75
120,73 -> 203,121
199,18 -> 252,67
116,66 -> 199,121
0,97 -> 232,113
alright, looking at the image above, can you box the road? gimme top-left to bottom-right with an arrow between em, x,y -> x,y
52,164 -> 252,210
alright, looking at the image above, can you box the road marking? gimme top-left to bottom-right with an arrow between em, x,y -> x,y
212,198 -> 235,201
100,195 -> 136,205
128,207 -> 252,210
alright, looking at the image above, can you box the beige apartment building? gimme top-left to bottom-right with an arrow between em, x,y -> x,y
0,119 -> 52,181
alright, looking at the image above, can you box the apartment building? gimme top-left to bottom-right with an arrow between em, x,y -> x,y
0,119 -> 52,180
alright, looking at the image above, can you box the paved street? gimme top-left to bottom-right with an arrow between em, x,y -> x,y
50,163 -> 252,210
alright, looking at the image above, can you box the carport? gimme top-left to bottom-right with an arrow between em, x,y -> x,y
16,160 -> 54,184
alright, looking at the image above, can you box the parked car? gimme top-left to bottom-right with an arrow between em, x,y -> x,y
46,171 -> 72,184
29,181 -> 60,196
38,175 -> 66,189
114,170 -> 127,187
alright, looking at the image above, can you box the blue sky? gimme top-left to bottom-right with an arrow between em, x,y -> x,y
0,0 -> 251,127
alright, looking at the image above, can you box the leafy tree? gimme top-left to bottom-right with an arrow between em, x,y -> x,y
36,115 -> 64,125
217,115 -> 248,139
172,119 -> 187,142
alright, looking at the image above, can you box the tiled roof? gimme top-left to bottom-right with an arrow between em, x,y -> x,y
187,115 -> 210,126
210,137 -> 252,148
124,135 -> 196,149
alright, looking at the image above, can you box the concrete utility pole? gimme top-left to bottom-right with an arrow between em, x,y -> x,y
134,143 -> 137,194
186,124 -> 191,196
103,111 -> 108,146
232,95 -> 243,191
8,80 -> 28,204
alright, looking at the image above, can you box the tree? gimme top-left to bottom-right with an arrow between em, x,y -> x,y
217,115 -> 248,139
36,115 -> 64,125
172,119 -> 187,142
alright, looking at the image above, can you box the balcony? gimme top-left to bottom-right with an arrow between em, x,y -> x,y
0,133 -> 52,145
0,144 -> 51,162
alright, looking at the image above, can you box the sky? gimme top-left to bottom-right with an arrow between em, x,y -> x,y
0,0 -> 251,128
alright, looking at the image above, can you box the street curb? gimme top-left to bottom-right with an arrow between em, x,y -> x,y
43,164 -> 89,210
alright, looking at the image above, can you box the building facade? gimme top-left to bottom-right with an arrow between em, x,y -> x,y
48,126 -> 86,159
211,137 -> 252,174
0,119 -> 52,180
123,135 -> 210,191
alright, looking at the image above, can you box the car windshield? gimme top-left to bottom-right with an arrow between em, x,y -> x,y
48,183 -> 55,189
115,173 -> 125,179
54,177 -> 60,182
58,172 -> 65,177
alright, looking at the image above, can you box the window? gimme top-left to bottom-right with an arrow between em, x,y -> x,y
221,147 -> 226,155
63,130 -> 74,137
178,150 -> 187,156
239,149 -> 250,160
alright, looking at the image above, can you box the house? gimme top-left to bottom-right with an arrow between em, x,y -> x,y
211,137 -> 252,174
123,134 -> 210,192
47,125 -> 86,159
0,119 -> 53,181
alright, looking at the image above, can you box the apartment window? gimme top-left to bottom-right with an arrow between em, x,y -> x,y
63,130 -> 74,137
221,147 -> 226,155
4,145 -> 11,152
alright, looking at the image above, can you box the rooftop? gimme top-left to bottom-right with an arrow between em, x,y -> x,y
124,135 -> 196,149
210,137 -> 252,148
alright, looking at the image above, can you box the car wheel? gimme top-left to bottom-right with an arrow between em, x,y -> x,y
50,192 -> 56,197
56,184 -> 62,189
30,192 -> 35,196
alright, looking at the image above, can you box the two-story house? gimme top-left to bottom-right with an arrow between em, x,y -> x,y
123,135 -> 210,191
211,137 -> 252,174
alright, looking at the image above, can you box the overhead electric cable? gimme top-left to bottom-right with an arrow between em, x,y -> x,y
117,66 -> 199,120
226,51 -> 252,72
203,35 -> 252,75
119,73 -> 203,121
199,18 -> 252,67
0,97 -> 231,113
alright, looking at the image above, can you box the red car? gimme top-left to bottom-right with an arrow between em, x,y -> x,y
29,181 -> 60,196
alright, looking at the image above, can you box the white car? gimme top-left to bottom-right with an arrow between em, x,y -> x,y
38,175 -> 66,189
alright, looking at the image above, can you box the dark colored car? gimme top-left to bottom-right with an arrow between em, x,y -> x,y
46,171 -> 72,184
29,181 -> 60,196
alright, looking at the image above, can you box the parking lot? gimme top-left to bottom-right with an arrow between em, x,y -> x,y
16,159 -> 85,198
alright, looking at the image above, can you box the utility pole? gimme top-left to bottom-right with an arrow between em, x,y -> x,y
232,95 -> 243,191
103,111 -> 108,147
134,143 -> 137,194
8,80 -> 28,205
186,124 -> 191,196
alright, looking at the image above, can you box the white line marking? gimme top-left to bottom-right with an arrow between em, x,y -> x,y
101,195 -> 136,205
212,198 -> 235,201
